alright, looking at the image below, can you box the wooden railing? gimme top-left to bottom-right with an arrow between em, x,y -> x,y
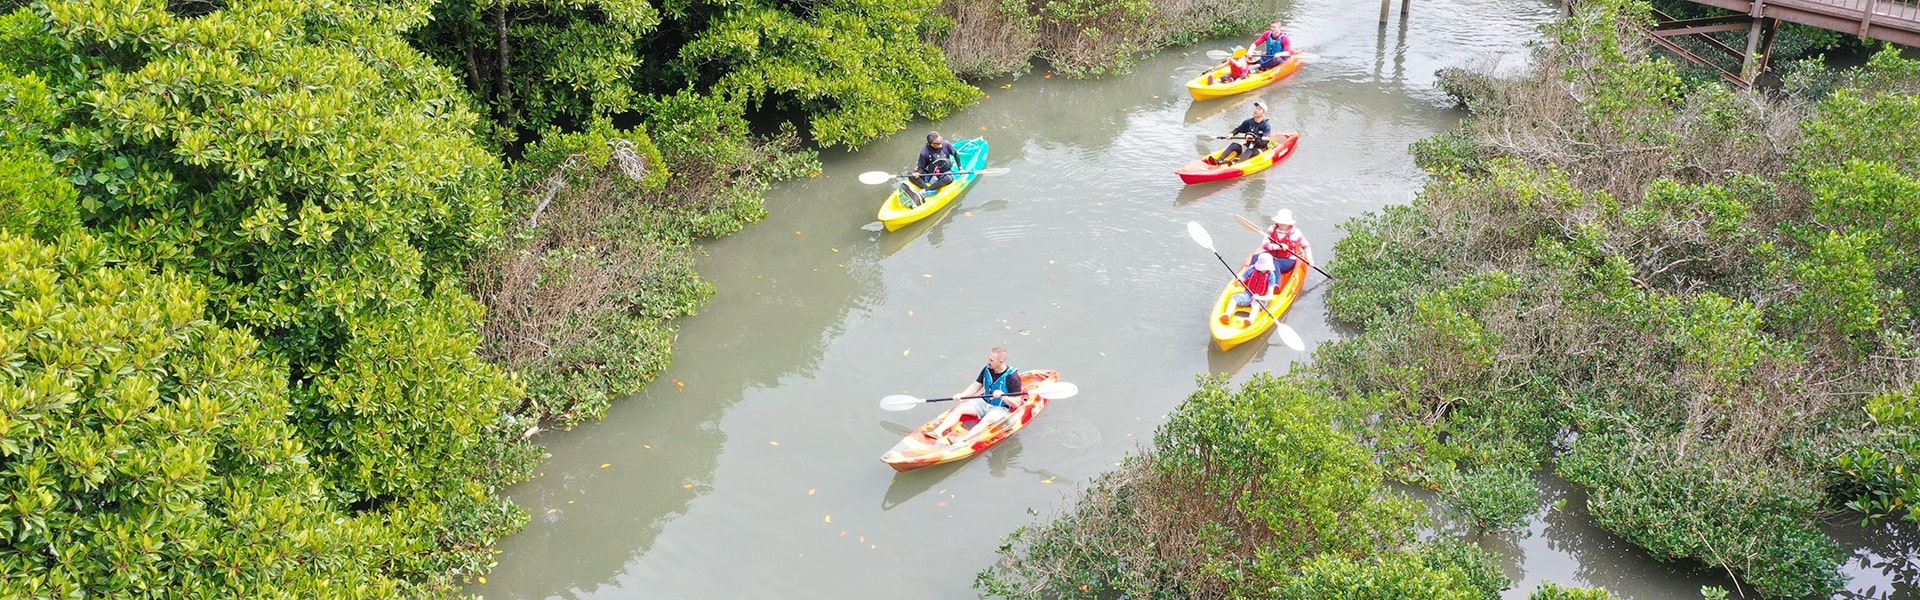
1683,0 -> 1920,47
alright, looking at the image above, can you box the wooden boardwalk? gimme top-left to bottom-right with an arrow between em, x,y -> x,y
1684,0 -> 1920,47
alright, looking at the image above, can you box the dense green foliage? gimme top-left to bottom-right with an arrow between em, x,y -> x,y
975,374 -> 1508,598
412,0 -> 981,147
0,232 -> 432,597
0,0 -> 535,592
1314,1 -> 1920,596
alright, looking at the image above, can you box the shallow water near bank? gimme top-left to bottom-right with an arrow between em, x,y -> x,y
470,0 -> 1918,596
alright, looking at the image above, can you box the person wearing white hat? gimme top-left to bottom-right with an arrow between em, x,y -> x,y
1223,250 -> 1277,326
1212,101 -> 1271,165
1261,208 -> 1308,276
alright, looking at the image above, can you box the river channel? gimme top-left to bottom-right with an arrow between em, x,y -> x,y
472,0 -> 1917,596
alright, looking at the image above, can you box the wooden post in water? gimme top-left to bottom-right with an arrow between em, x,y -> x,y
1380,0 -> 1409,23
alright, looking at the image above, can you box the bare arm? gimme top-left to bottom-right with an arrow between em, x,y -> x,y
952,381 -> 984,401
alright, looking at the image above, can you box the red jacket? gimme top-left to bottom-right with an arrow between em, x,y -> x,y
1264,226 -> 1309,263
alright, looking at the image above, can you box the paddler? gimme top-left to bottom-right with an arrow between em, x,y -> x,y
1213,101 -> 1272,165
1250,20 -> 1293,72
1260,208 -> 1309,276
927,347 -> 1023,443
904,131 -> 958,207
1224,250 -> 1277,326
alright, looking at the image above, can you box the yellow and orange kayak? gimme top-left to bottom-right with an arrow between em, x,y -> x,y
1209,239 -> 1311,351
1176,132 -> 1299,185
1185,55 -> 1304,101
881,369 -> 1060,472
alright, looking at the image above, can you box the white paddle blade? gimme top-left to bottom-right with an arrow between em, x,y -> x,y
974,167 -> 1011,176
1186,221 -> 1216,252
857,171 -> 895,185
1292,52 -> 1320,64
879,394 -> 926,411
1206,50 -> 1231,60
1275,324 -> 1306,351
1034,381 -> 1079,399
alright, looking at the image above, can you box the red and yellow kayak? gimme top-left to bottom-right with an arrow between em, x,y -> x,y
1185,55 -> 1304,101
1176,132 -> 1299,185
1209,240 -> 1311,351
881,369 -> 1060,472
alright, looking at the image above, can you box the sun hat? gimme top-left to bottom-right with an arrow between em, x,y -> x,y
1270,209 -> 1295,225
1252,100 -> 1267,111
1232,46 -> 1248,59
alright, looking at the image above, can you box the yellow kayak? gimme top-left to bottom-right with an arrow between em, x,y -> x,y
876,138 -> 989,231
1185,56 -> 1304,101
1209,237 -> 1312,351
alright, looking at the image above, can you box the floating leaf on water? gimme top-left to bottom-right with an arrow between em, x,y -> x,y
1018,330 -> 1030,336
825,515 -> 832,523
795,230 -> 803,235
683,483 -> 695,489
1042,476 -> 1056,484
907,310 -> 914,316
963,211 -> 973,217
600,463 -> 611,469
832,248 -> 840,253
980,126 -> 988,131
1000,84 -> 1012,89
923,273 -> 933,278
568,500 -> 575,504
937,501 -> 948,507
546,509 -> 557,514
841,531 -> 848,536
903,349 -> 910,356
1099,352 -> 1106,356
859,536 -> 866,542
1045,74 -> 1052,79
770,441 -> 780,446
809,489 -> 817,495
479,577 -> 487,584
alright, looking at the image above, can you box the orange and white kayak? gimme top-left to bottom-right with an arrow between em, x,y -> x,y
1185,55 -> 1304,101
1209,240 -> 1311,351
881,369 -> 1060,472
1177,132 -> 1299,185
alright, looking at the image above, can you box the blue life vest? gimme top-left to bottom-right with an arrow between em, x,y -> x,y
981,365 -> 1019,408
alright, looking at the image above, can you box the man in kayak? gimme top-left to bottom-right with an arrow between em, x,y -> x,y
1224,250 -> 1276,326
1250,20 -> 1293,72
1261,208 -> 1309,276
904,131 -> 959,208
1212,101 -> 1271,165
928,347 -> 1024,443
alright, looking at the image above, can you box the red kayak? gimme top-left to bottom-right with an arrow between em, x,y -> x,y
1176,132 -> 1300,185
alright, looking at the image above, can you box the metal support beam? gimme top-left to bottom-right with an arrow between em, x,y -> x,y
1654,22 -> 1757,37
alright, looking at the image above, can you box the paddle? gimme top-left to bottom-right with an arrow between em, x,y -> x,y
1204,50 -> 1321,63
1187,221 -> 1307,351
1233,214 -> 1335,280
878,380 -> 1080,412
857,167 -> 1011,185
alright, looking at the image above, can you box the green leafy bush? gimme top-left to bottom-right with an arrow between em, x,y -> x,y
977,375 -> 1503,598
0,232 -> 413,597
